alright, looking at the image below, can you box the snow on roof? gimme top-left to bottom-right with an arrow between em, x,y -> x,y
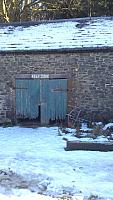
0,17 -> 113,52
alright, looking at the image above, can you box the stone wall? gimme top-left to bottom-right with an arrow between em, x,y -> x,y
0,50 -> 113,123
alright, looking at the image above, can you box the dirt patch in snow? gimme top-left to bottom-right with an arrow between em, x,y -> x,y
0,170 -> 85,200
0,169 -> 50,194
0,170 -> 28,189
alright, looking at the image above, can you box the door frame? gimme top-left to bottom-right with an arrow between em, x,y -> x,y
15,74 -> 68,125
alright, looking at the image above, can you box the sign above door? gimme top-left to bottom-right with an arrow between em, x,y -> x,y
31,74 -> 49,79
16,74 -> 67,79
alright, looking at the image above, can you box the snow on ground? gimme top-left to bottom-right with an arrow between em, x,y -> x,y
0,126 -> 113,199
103,123 -> 113,130
0,194 -> 57,200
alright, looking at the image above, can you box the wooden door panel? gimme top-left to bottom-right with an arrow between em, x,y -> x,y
16,78 -> 67,124
16,79 -> 40,119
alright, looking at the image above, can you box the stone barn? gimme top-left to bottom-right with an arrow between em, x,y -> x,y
0,17 -> 113,125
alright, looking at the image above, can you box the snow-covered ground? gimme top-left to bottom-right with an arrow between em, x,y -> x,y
0,126 -> 113,199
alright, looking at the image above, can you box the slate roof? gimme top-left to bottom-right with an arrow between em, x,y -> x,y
0,17 -> 113,52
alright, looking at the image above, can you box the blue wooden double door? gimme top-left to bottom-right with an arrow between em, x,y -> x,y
16,79 -> 67,124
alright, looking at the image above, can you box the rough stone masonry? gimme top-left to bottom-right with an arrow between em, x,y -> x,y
0,49 -> 113,124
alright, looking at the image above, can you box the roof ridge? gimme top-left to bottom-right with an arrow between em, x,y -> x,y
0,16 -> 113,27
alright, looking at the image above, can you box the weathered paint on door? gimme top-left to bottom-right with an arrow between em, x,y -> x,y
16,79 -> 67,124
16,79 -> 40,119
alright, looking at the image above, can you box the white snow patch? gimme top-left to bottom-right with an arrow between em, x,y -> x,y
0,193 -> 57,200
103,123 -> 113,130
0,126 -> 113,199
80,123 -> 93,131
